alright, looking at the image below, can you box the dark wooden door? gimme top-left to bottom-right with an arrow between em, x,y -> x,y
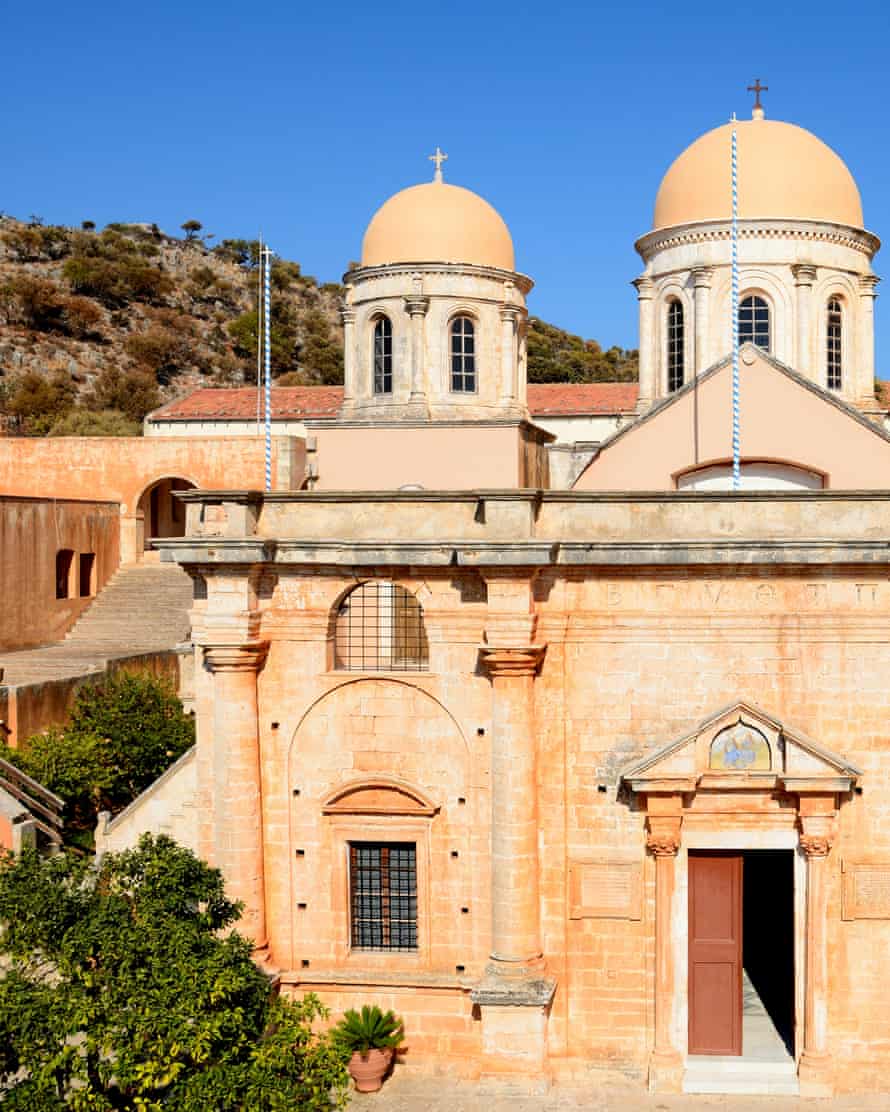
688,853 -> 742,1055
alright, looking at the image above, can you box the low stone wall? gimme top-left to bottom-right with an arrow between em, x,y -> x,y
2,648 -> 186,747
95,745 -> 197,856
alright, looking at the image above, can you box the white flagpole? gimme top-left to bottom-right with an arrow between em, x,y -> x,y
731,120 -> 741,490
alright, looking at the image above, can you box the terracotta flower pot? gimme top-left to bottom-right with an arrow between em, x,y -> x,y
348,1047 -> 393,1092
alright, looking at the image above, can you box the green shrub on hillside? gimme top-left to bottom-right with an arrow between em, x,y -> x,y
0,274 -> 102,338
3,370 -> 77,434
87,365 -> 161,422
49,408 -> 141,436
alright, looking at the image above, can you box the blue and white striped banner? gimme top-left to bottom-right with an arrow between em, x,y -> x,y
263,246 -> 273,493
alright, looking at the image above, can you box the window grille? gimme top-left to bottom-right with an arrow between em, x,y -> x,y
739,295 -> 771,352
350,842 -> 418,951
334,582 -> 429,672
667,300 -> 685,392
450,316 -> 476,392
373,317 -> 393,395
827,298 -> 843,390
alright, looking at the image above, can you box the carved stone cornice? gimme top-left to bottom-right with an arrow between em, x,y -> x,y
859,274 -> 881,296
636,219 -> 880,262
478,644 -> 546,678
792,263 -> 818,286
646,815 -> 682,856
342,261 -> 535,295
340,307 -> 356,325
203,641 -> 269,673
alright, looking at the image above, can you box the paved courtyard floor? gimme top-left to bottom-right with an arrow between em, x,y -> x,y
351,1069 -> 890,1111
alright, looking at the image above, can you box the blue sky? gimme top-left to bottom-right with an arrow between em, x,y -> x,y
4,0 -> 890,364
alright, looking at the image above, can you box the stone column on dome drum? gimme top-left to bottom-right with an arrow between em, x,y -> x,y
798,807 -> 836,1096
692,266 -> 713,377
792,264 -> 817,377
858,275 -> 879,403
499,305 -> 520,408
479,643 -> 546,973
340,306 -> 356,408
646,805 -> 683,1093
204,641 -> 269,948
634,276 -> 655,410
404,285 -> 429,405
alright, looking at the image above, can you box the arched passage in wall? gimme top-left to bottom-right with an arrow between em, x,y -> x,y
136,476 -> 196,550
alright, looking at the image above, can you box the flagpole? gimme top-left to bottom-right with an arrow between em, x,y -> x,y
263,246 -> 273,493
731,120 -> 741,490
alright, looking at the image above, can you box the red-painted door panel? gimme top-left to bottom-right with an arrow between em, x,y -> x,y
688,853 -> 742,1055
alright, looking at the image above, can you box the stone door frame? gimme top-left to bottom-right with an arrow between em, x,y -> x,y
677,828 -> 806,1064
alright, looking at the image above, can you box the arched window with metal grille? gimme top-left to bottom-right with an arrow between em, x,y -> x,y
667,299 -> 685,392
334,581 -> 429,672
826,298 -> 843,390
738,294 -> 771,353
373,316 -> 393,395
450,316 -> 476,392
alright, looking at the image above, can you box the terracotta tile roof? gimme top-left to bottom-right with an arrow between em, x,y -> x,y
527,382 -> 638,416
148,382 -> 640,423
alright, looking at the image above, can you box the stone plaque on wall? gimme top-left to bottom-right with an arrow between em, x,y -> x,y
569,858 -> 642,920
842,861 -> 890,920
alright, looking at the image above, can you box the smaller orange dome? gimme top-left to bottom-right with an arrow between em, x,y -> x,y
361,181 -> 515,270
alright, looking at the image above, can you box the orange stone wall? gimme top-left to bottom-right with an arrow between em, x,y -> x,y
192,562 -> 890,1088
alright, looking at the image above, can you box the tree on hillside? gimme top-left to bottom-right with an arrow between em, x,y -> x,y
181,219 -> 203,242
0,835 -> 350,1110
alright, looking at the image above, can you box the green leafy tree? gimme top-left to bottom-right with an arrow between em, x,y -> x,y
526,317 -> 638,383
49,408 -> 141,437
87,365 -> 161,422
0,835 -> 350,1110
1,672 -> 195,840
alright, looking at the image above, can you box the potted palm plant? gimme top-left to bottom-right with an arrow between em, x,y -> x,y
333,1005 -> 404,1092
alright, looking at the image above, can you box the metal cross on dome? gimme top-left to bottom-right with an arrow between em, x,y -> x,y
429,146 -> 448,182
747,78 -> 768,111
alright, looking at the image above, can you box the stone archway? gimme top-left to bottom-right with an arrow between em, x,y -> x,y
136,476 -> 197,555
621,701 -> 860,1098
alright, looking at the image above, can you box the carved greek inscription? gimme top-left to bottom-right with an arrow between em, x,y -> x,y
806,583 -> 829,607
842,862 -> 890,920
606,584 -> 622,608
856,584 -> 878,606
569,859 -> 642,920
756,584 -> 777,605
703,582 -> 724,606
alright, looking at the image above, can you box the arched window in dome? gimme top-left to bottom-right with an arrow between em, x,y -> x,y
373,316 -> 393,395
738,295 -> 771,353
333,581 -> 429,672
666,300 -> 685,392
450,316 -> 476,393
826,297 -> 843,390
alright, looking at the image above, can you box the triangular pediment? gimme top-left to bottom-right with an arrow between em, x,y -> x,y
574,345 -> 890,491
621,701 -> 861,793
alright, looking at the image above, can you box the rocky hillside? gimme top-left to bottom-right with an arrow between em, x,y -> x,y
0,214 -> 637,435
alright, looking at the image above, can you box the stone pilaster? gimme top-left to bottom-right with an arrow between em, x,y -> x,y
792,264 -> 817,378
858,275 -> 880,406
634,276 -> 655,410
340,306 -> 356,410
203,641 -> 269,948
646,804 -> 684,1093
691,266 -> 713,377
403,287 -> 430,410
499,304 -> 520,409
798,806 -> 836,1097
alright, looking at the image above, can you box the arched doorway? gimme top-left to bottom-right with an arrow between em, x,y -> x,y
137,477 -> 196,551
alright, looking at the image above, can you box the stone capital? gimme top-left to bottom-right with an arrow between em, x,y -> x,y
403,295 -> 429,317
340,307 -> 356,325
479,644 -> 546,678
646,815 -> 682,856
792,263 -> 818,286
859,274 -> 880,297
499,304 -> 520,323
633,275 -> 654,300
799,813 -> 835,857
691,265 -> 713,289
203,641 -> 269,674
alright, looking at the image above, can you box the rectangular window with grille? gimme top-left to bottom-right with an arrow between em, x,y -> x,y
349,842 -> 418,951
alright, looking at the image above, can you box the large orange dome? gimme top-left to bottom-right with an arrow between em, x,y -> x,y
361,181 -> 515,270
653,117 -> 863,231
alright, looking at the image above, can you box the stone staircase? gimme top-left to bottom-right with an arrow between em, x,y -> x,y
0,562 -> 193,687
